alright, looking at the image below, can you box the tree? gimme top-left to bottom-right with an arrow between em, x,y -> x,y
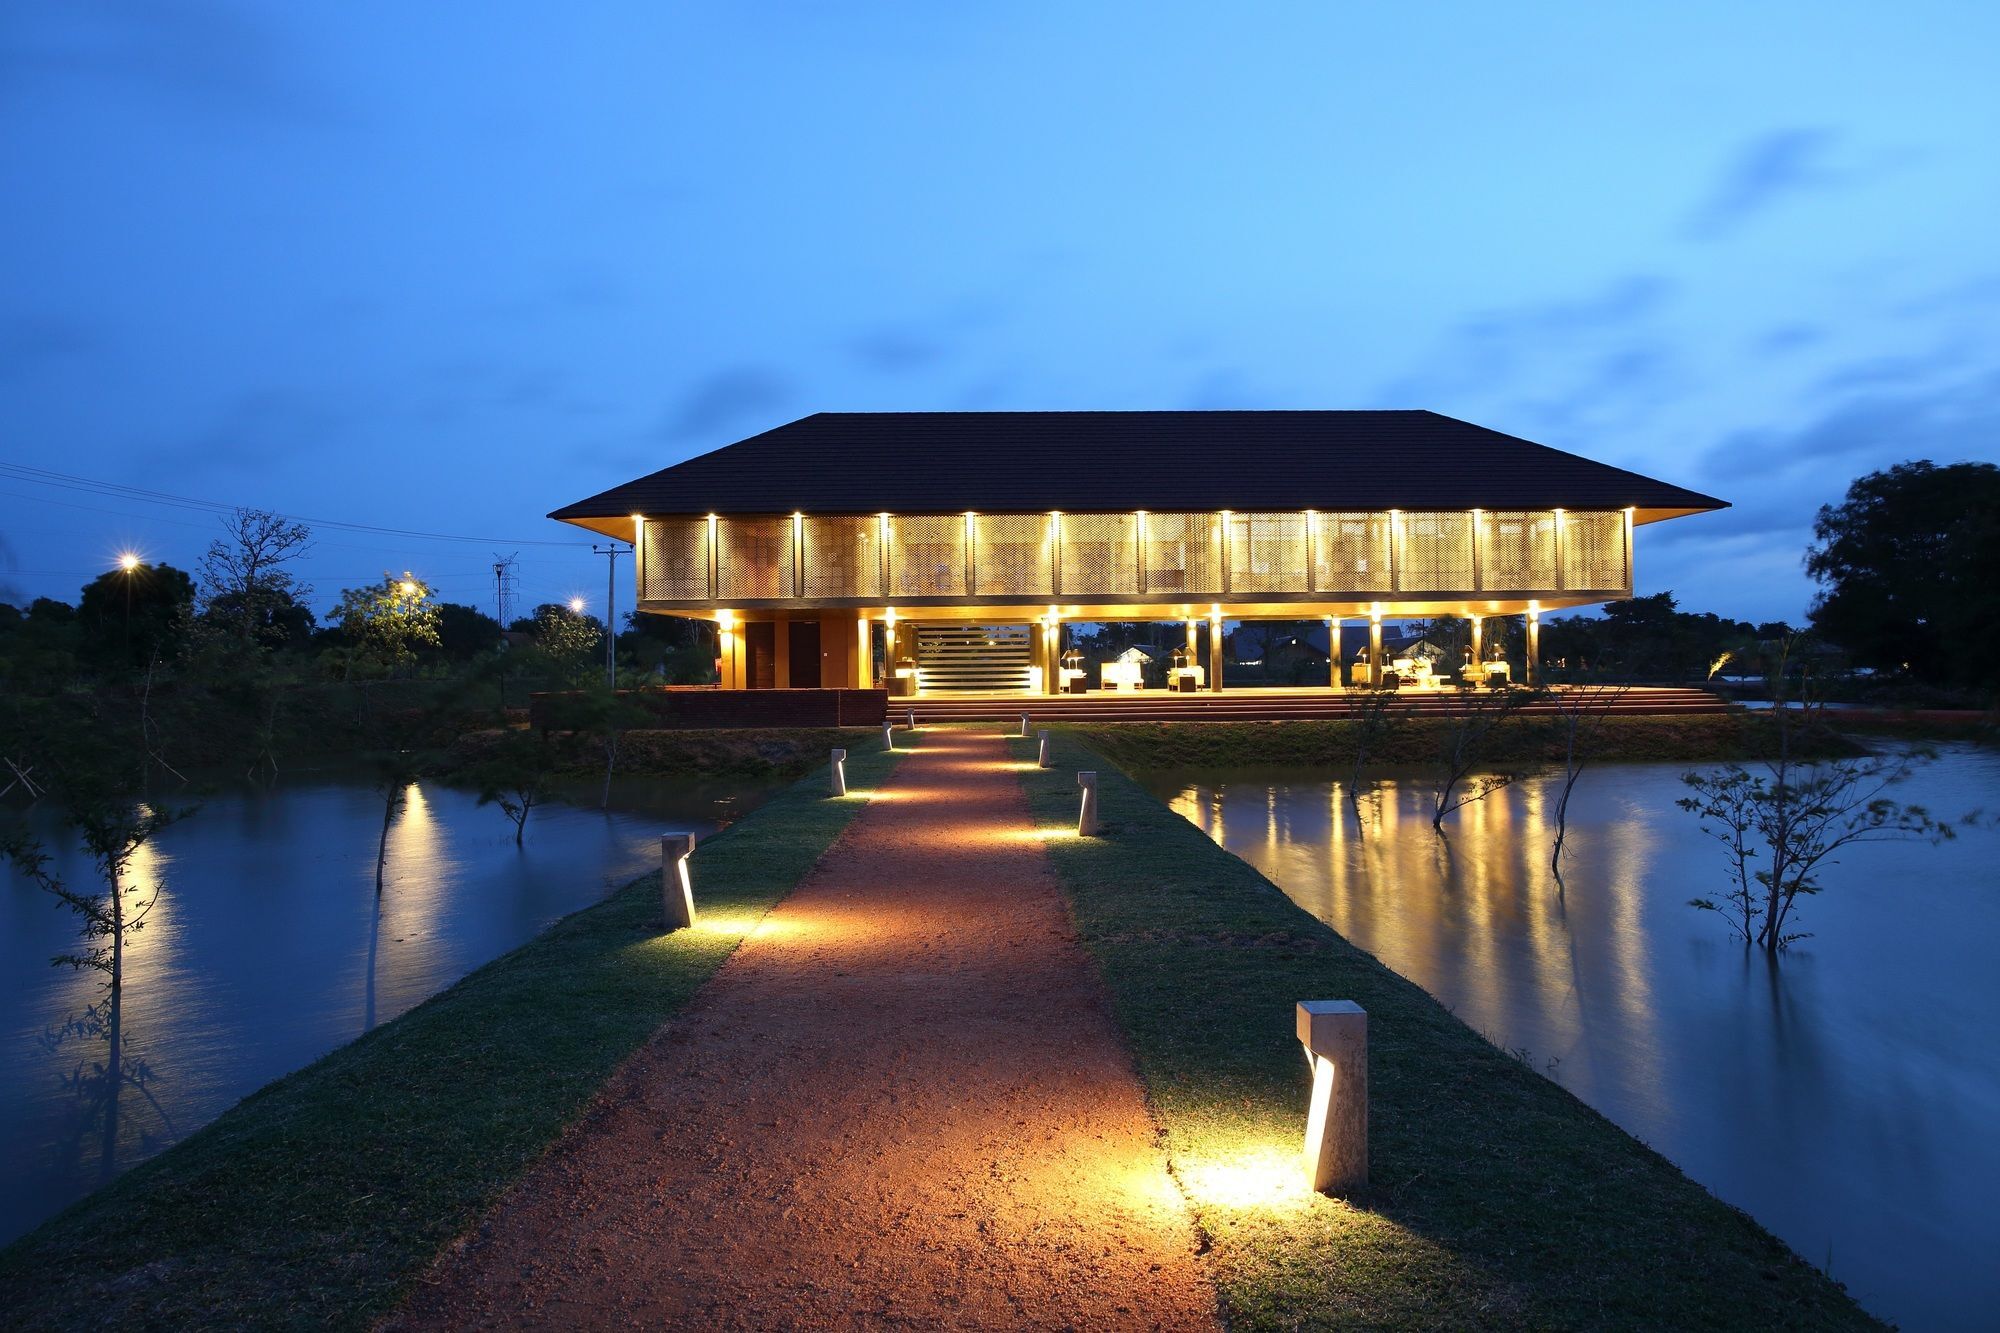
334,573 -> 442,678
468,728 -> 556,844
531,602 -> 604,685
1428,684 -> 1538,833
1806,460 -> 2000,689
1341,685 -> 1405,827
198,509 -> 313,650
75,562 -> 195,672
1677,639 -> 1952,951
1546,681 -> 1630,881
434,602 -> 504,659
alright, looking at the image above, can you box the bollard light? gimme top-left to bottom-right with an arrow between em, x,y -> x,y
882,722 -> 895,752
906,708 -> 916,729
1297,1000 -> 1368,1196
829,747 -> 848,797
1019,712 -> 1032,738
661,833 -> 696,929
1076,770 -> 1100,836
1037,728 -> 1051,768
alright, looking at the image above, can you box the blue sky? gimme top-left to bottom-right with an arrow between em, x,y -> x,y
4,2 -> 1997,625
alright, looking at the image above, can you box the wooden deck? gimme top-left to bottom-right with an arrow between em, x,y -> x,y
891,685 -> 1728,724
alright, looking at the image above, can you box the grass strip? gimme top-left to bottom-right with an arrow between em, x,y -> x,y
0,742 -> 906,1331
1067,712 -> 1863,772
1012,732 -> 1878,1331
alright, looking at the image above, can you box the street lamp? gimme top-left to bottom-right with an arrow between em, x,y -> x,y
116,553 -> 142,658
568,596 -> 586,615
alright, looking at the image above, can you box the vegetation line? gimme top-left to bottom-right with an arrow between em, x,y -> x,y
0,745 -> 906,1333
1011,733 -> 1878,1330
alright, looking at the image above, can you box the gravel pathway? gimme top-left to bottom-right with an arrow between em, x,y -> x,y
395,728 -> 1219,1330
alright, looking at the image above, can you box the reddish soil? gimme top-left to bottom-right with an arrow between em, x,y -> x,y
394,728 -> 1219,1330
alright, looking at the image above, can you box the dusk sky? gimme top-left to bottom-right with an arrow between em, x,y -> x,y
5,3 -> 1997,625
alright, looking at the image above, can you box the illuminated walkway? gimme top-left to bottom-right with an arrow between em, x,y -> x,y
401,728 -> 1218,1329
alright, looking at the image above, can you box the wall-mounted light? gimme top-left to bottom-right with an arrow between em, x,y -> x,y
1297,999 -> 1368,1195
661,833 -> 696,930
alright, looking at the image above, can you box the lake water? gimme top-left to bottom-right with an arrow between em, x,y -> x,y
1145,746 -> 1999,1332
0,769 -> 766,1249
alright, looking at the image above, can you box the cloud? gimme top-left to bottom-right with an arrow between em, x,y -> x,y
1682,129 -> 1846,241
0,316 -> 95,384
654,366 -> 793,442
149,389 -> 349,479
846,325 -> 948,374
1756,324 -> 1823,357
1378,273 -> 1677,425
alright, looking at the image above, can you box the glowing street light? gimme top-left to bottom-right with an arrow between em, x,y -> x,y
398,573 -> 419,598
568,596 -> 587,615
118,552 -> 141,573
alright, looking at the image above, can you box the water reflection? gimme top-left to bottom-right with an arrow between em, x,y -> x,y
2,769 -> 762,1248
1150,748 -> 2000,1331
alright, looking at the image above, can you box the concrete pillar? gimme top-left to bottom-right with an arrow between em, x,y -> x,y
1328,617 -> 1342,690
1043,618 -> 1060,696
829,748 -> 847,797
1526,610 -> 1541,687
1297,1000 -> 1368,1196
1469,615 -> 1484,677
857,616 -> 873,688
1368,616 -> 1383,687
1077,771 -> 1101,836
661,833 -> 696,930
718,618 -> 741,690
772,619 -> 791,689
1208,613 -> 1224,693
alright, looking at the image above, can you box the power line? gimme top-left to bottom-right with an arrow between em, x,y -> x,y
0,463 -> 590,548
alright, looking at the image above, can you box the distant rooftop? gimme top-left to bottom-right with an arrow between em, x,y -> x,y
551,410 -> 1726,523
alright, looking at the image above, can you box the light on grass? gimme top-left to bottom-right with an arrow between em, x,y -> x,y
1178,1145 -> 1312,1211
661,833 -> 696,930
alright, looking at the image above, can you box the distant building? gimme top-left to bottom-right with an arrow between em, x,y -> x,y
551,410 -> 1724,694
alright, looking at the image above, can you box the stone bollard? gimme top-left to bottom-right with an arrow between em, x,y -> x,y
882,722 -> 896,752
1076,770 -> 1100,836
1297,1000 -> 1368,1196
1037,729 -> 1052,768
661,833 -> 696,930
829,748 -> 848,797
1019,712 -> 1032,738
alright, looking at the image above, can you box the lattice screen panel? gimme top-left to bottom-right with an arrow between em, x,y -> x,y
715,516 -> 794,600
1227,512 -> 1308,593
640,518 -> 710,600
801,516 -> 882,598
1398,513 -> 1475,592
1479,511 -> 1558,591
888,513 -> 966,598
1140,512 -> 1218,595
972,514 -> 1052,596
1561,511 -> 1626,590
1311,512 -> 1391,593
1059,513 -> 1138,595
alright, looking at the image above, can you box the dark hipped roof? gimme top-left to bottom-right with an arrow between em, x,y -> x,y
550,411 -> 1725,522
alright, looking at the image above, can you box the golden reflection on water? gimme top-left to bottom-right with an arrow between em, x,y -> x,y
366,783 -> 453,1029
1171,776 -> 1665,1100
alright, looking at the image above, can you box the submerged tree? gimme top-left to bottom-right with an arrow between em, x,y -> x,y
1678,640 -> 1952,952
1546,681 -> 1630,880
1428,684 -> 1539,833
469,728 -> 555,845
1341,685 -> 1404,827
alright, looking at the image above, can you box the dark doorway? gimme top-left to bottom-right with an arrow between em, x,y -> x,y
788,619 -> 822,688
745,622 -> 776,689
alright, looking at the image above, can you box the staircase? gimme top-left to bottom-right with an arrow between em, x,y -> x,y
914,624 -> 1035,694
895,685 -> 1729,725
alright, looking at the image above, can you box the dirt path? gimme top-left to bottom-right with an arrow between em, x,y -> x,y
395,728 -> 1219,1330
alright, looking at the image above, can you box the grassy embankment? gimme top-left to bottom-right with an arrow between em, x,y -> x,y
444,724 -> 884,782
0,742 -> 907,1332
1011,731 -> 1878,1331
1068,709 -> 1864,772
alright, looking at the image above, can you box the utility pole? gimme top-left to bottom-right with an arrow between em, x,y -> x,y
593,544 -> 626,686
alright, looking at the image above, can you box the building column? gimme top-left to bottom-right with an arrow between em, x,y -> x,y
1526,609 -> 1541,687
1368,614 -> 1383,687
856,616 -> 873,688
1043,617 -> 1060,696
1469,615 -> 1483,677
1328,616 -> 1342,690
717,614 -> 741,690
772,619 -> 792,689
1208,610 -> 1224,692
